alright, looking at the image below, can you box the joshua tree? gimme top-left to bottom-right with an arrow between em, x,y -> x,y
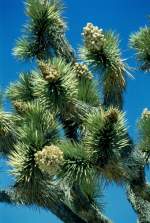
1,0 -> 150,222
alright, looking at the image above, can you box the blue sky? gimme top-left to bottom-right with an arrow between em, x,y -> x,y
0,0 -> 150,222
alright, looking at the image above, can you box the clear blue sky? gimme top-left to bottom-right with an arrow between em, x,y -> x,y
0,0 -> 150,222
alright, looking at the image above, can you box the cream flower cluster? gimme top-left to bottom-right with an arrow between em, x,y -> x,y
142,108 -> 150,119
73,63 -> 93,79
82,23 -> 105,51
39,61 -> 59,82
35,145 -> 64,175
13,101 -> 28,113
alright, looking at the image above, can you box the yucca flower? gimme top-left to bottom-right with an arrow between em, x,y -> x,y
13,101 -> 29,114
35,145 -> 64,175
82,23 -> 105,52
38,60 -> 60,82
80,25 -> 128,109
73,62 -> 93,79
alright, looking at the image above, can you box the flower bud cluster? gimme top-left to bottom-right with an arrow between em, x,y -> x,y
35,145 -> 64,175
39,61 -> 59,82
13,101 -> 28,114
73,63 -> 93,80
82,23 -> 105,51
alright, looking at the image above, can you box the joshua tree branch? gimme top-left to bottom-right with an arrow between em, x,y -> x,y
70,185 -> 112,223
0,189 -> 85,223
0,187 -> 113,223
124,149 -> 150,223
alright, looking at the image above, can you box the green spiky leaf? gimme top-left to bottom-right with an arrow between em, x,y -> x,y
8,101 -> 59,202
13,0 -> 73,61
7,72 -> 34,104
0,112 -> 17,155
33,58 -> 78,113
58,140 -> 96,187
80,26 -> 128,108
78,76 -> 100,107
130,26 -> 150,72
84,107 -> 129,182
17,101 -> 59,146
138,109 -> 150,156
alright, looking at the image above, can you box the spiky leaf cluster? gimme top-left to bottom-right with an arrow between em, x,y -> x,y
57,141 -> 104,207
81,24 -> 127,108
77,77 -> 100,107
84,107 -> 129,181
33,58 -> 78,113
0,112 -> 17,154
17,101 -> 59,145
13,0 -> 74,61
130,26 -> 150,72
7,72 -> 34,105
0,91 -> 17,154
9,101 -> 59,200
1,1 -> 145,222
138,108 -> 150,156
9,142 -> 45,200
58,141 -> 95,186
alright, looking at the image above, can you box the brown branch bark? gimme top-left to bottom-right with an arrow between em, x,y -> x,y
70,185 -> 112,223
0,189 -> 85,223
0,186 -> 112,223
124,150 -> 150,223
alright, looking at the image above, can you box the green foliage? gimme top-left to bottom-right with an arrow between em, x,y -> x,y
9,142 -> 43,192
7,72 -> 34,104
130,26 -> 150,72
59,141 -> 94,184
78,76 -> 100,107
3,1 -> 150,222
80,27 -> 127,108
9,140 -> 54,206
13,0 -> 73,61
13,38 -> 35,60
57,140 -> 106,212
0,112 -> 17,155
33,58 -> 78,113
138,109 -> 150,157
56,140 -> 107,208
0,90 -> 17,155
80,177 -> 104,211
8,101 -> 59,202
84,107 -> 129,182
17,101 -> 59,145
84,107 -> 128,154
